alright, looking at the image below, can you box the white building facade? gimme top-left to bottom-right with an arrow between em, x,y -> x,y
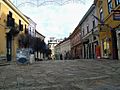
80,4 -> 99,59
48,37 -> 63,60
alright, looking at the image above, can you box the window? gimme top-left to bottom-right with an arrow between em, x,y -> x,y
100,8 -> 104,23
93,20 -> 95,29
19,20 -> 21,25
108,0 -> 112,13
115,0 -> 120,6
87,25 -> 89,33
25,24 -> 26,30
19,20 -> 23,31
9,11 -> 12,18
82,28 -> 84,36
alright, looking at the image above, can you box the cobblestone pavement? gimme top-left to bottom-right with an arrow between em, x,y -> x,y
0,59 -> 120,90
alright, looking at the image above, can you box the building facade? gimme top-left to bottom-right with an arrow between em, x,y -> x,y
35,30 -> 45,60
55,38 -> 71,60
25,16 -> 36,37
0,0 -> 29,61
54,43 -> 61,60
48,37 -> 63,60
79,4 -> 99,59
94,0 -> 120,59
70,25 -> 81,59
60,38 -> 71,60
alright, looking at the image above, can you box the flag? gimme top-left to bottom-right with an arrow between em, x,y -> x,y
92,14 -> 104,24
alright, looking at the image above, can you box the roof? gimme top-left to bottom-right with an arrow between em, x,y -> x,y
35,30 -> 45,38
4,0 -> 29,24
69,4 -> 95,38
55,37 -> 70,47
79,4 -> 95,26
94,0 -> 98,4
24,15 -> 37,25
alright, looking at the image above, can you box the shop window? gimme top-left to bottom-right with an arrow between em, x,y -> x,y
108,0 -> 112,13
115,0 -> 120,6
102,38 -> 110,57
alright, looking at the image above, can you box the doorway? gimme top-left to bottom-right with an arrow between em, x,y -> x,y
6,33 -> 12,61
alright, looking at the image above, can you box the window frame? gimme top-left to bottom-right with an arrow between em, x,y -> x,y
87,25 -> 89,33
92,20 -> 95,29
82,27 -> 84,37
115,0 -> 120,6
108,0 -> 112,13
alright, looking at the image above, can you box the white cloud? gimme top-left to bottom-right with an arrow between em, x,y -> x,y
14,0 -> 94,43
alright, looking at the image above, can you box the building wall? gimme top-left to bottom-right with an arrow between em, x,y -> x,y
60,39 -> 71,60
28,18 -> 36,37
35,30 -> 45,60
70,26 -> 81,59
48,38 -> 62,60
0,0 -> 29,59
79,4 -> 99,59
95,0 -> 120,59
54,44 -> 61,60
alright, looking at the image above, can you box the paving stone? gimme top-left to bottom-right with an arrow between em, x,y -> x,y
0,59 -> 120,89
93,85 -> 118,90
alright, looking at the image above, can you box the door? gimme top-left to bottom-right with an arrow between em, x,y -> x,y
6,33 -> 12,61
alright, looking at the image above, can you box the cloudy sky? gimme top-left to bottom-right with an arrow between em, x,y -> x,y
11,0 -> 94,43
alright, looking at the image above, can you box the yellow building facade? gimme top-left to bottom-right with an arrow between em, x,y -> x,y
95,0 -> 120,59
0,0 -> 29,61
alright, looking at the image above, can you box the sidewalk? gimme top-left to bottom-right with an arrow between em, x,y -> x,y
0,56 -> 10,66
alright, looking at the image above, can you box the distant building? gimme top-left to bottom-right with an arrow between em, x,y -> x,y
48,37 -> 63,60
25,16 -> 37,37
55,37 -> 71,60
35,30 -> 45,60
69,25 -> 81,59
35,30 -> 45,41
